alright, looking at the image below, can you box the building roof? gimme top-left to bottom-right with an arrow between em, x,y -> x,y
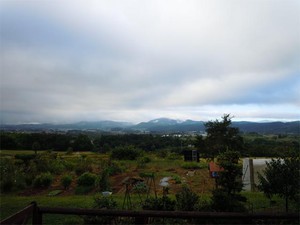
209,162 -> 223,172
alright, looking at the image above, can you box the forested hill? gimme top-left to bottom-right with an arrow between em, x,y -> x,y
0,119 -> 299,135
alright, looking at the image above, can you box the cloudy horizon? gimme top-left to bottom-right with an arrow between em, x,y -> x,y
1,0 -> 299,124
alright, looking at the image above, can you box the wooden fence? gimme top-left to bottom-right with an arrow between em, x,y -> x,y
1,202 -> 299,224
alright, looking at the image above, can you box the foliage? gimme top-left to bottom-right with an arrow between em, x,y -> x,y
96,169 -> 111,192
201,114 -> 244,159
73,134 -> 93,151
74,186 -> 94,195
143,196 -> 176,211
61,175 -> 73,190
0,158 -> 15,192
83,195 -> 117,224
181,161 -> 205,169
176,185 -> 199,211
33,173 -> 53,188
32,141 -> 41,154
136,156 -> 151,168
74,157 -> 93,176
77,172 -> 97,186
172,175 -> 182,184
106,160 -> 124,176
211,150 -> 247,212
258,156 -> 300,212
211,189 -> 247,212
245,136 -> 300,157
110,145 -> 142,160
15,154 -> 36,163
93,194 -> 118,209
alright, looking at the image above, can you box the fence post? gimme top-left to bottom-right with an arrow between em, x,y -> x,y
32,202 -> 42,225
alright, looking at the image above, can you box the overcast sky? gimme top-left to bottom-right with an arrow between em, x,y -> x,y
1,0 -> 299,124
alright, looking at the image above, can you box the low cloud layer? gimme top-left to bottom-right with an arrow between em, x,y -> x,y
1,0 -> 299,124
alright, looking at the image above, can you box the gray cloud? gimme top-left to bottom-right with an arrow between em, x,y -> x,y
1,0 -> 299,123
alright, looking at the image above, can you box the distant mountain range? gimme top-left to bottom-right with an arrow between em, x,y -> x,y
1,118 -> 299,135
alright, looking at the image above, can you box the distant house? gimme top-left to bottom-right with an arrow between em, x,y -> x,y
183,150 -> 199,162
208,162 -> 223,178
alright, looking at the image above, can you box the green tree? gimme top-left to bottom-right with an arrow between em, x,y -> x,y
258,156 -> 300,212
73,134 -> 93,151
32,141 -> 41,155
211,150 -> 246,212
204,114 -> 244,159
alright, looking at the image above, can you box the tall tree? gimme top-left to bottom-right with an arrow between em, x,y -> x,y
73,134 -> 93,151
258,156 -> 300,212
211,150 -> 247,212
204,114 -> 244,159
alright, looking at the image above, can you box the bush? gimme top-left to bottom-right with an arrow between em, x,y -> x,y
15,154 -> 36,163
49,160 -> 66,175
75,185 -> 94,195
172,175 -> 182,184
95,169 -> 110,192
176,185 -> 199,211
61,175 -> 72,190
136,156 -> 151,169
111,146 -> 142,160
0,158 -> 15,192
181,162 -> 204,169
84,195 -> 117,224
211,189 -> 247,212
77,172 -> 97,186
143,196 -> 176,211
74,159 -> 93,176
106,161 -> 124,176
33,173 -> 53,188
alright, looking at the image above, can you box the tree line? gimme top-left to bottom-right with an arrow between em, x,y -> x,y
1,114 -> 298,157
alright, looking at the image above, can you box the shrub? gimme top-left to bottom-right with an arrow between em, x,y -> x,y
156,149 -> 169,158
211,189 -> 247,212
111,146 -> 142,160
77,172 -> 97,186
137,156 -> 151,169
93,194 -> 118,209
24,161 -> 38,186
61,175 -> 72,190
74,159 -> 93,176
0,158 -> 15,192
172,175 -> 182,184
96,169 -> 110,192
143,196 -> 176,211
75,185 -> 94,195
33,173 -> 53,188
15,154 -> 36,163
49,160 -> 66,175
176,185 -> 199,211
84,195 -> 117,224
106,161 -> 124,176
181,162 -> 204,169
168,152 -> 182,160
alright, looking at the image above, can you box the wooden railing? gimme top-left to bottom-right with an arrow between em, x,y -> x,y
1,202 -> 299,224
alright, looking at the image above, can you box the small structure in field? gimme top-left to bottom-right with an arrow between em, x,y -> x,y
183,150 -> 200,162
208,161 -> 223,178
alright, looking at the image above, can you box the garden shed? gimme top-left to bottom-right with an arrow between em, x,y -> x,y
183,150 -> 199,162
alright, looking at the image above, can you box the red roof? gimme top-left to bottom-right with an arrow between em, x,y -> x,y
209,162 -> 223,172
